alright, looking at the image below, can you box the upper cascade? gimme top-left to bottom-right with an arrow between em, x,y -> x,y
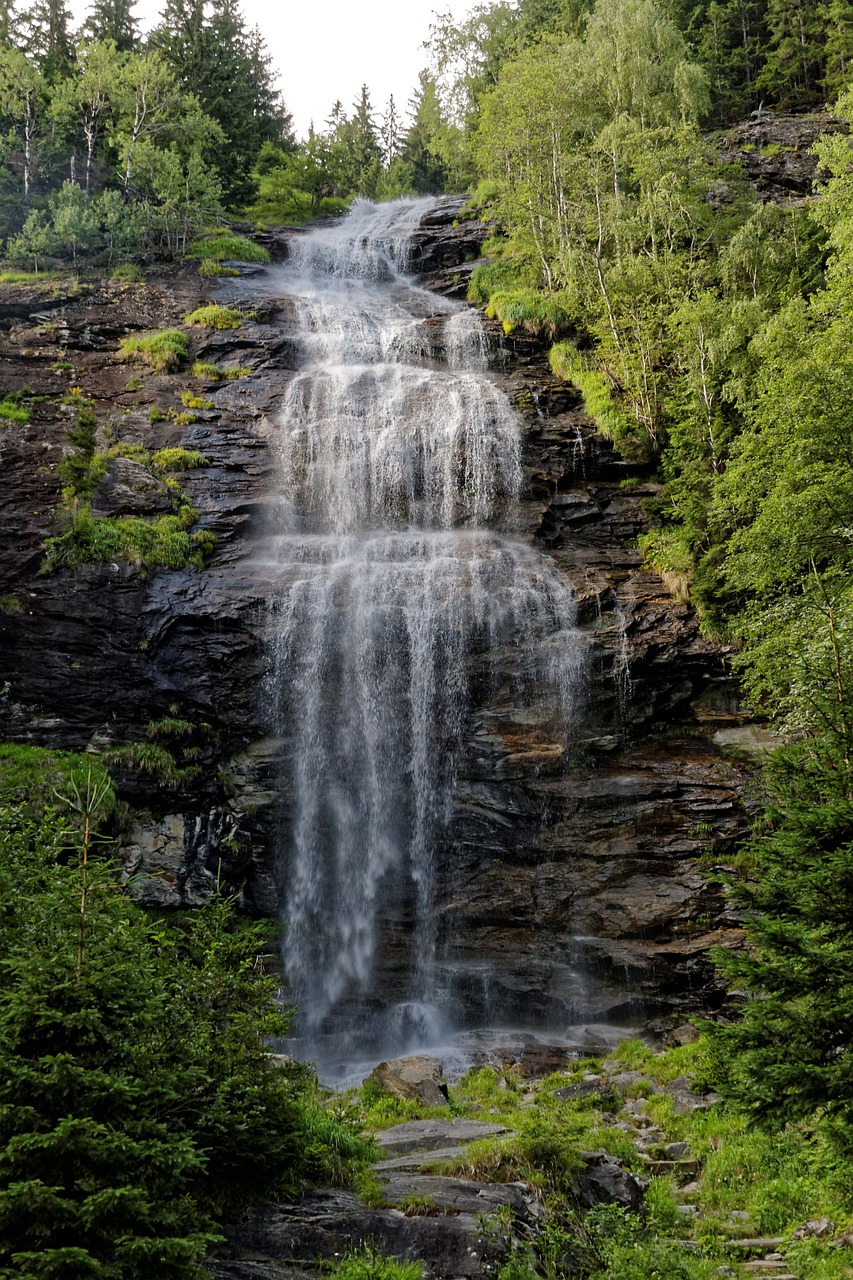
258,199 -> 587,1074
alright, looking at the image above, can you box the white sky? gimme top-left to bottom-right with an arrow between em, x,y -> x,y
68,0 -> 479,140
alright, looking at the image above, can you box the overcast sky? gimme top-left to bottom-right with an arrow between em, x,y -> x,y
68,0 -> 478,139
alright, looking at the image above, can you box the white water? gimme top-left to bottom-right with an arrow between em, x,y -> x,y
261,199 -> 587,1068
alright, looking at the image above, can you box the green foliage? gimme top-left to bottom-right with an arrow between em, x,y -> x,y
328,1245 -> 422,1280
197,258 -> 239,277
119,329 -> 189,372
485,288 -> 575,338
151,446 -> 210,470
179,390 -> 214,410
111,263 -> 143,282
186,232 -> 270,263
192,360 -> 250,381
0,744 -> 114,822
43,503 -> 215,572
183,304 -> 254,329
0,397 -> 30,424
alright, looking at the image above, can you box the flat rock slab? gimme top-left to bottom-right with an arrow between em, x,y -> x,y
376,1118 -> 509,1156
374,1144 -> 473,1172
377,1174 -> 539,1221
217,1190 -> 507,1280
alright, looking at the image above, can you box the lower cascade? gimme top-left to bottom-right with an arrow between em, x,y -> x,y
260,199 -> 588,1075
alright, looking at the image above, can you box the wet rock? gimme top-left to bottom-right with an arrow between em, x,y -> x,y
376,1174 -> 539,1220
369,1056 -> 450,1108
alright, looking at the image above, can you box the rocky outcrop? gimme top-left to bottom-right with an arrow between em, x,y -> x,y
369,1056 -> 451,1108
717,110 -> 846,202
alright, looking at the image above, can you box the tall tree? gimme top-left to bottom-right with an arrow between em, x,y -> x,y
0,48 -> 45,209
21,0 -> 73,79
82,0 -> 139,51
399,71 -> 448,195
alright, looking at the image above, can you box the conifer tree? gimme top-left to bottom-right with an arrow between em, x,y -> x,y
21,0 -> 73,79
82,0 -> 139,51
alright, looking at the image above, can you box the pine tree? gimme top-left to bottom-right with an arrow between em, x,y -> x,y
707,724 -> 853,1146
0,0 -> 19,46
82,0 -> 139,51
380,94 -> 401,168
399,71 -> 448,195
21,0 -> 73,79
0,794 -> 214,1278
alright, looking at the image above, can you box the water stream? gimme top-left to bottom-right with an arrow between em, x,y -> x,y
261,199 -> 587,1073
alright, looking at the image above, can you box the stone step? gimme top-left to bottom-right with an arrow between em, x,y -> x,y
375,1173 -> 540,1222
636,1156 -> 701,1176
374,1119 -> 509,1157
741,1263 -> 791,1272
729,1239 -> 785,1251
374,1145 -> 472,1173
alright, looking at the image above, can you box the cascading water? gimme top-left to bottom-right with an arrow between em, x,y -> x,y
262,198 -> 587,1073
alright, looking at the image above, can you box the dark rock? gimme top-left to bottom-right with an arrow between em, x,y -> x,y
215,1190 -> 508,1279
575,1151 -> 647,1211
90,456 -> 173,518
375,1118 -> 508,1158
376,1174 -> 539,1220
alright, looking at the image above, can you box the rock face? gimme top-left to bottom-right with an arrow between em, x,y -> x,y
0,201 -> 758,1050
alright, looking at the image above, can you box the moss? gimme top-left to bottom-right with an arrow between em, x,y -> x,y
119,329 -> 189,373
183,304 -> 255,330
483,287 -> 575,339
0,595 -> 21,614
187,232 -> 271,264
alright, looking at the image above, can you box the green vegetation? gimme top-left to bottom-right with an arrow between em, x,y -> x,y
193,360 -> 251,381
119,329 -> 190,372
187,232 -> 271,263
184,304 -> 255,329
0,756 -> 374,1280
0,397 -> 30,425
152,446 -> 210,470
44,506 -> 215,572
328,1247 -> 422,1280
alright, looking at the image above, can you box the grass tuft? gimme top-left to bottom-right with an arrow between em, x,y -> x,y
119,330 -> 189,373
187,232 -> 271,264
183,305 -> 255,330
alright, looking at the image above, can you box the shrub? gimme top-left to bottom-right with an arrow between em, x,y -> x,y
183,305 -> 255,329
179,390 -> 214,410
484,287 -> 575,339
119,330 -> 189,372
42,504 -> 215,573
187,232 -> 271,263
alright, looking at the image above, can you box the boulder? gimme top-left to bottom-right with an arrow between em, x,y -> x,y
368,1055 -> 450,1108
575,1152 -> 647,1211
90,456 -> 173,517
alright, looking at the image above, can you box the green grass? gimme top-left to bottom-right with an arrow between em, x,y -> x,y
481,287 -> 576,339
110,264 -> 143,283
327,1246 -> 422,1280
183,304 -> 255,330
197,259 -> 240,277
0,398 -> 30,425
151,447 -> 210,471
187,232 -> 271,264
193,360 -> 251,381
119,329 -> 189,372
43,504 -> 215,572
0,744 -> 115,820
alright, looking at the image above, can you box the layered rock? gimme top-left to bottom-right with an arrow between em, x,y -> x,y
0,202 -> 756,1053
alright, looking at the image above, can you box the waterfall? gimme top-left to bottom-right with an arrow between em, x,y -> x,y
262,199 -> 587,1069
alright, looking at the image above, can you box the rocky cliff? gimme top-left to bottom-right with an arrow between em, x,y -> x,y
0,200 -> 756,1048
